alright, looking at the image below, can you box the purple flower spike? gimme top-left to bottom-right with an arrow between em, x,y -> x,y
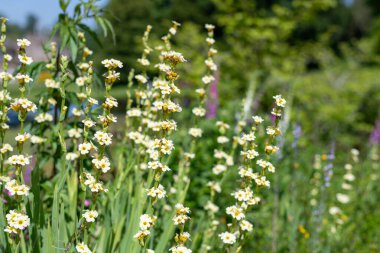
370,120 -> 380,145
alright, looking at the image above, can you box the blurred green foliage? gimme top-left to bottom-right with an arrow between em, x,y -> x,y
94,0 -> 380,150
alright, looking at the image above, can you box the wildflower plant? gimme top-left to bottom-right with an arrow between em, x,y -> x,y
216,95 -> 286,252
0,34 -> 36,250
2,0 -> 373,252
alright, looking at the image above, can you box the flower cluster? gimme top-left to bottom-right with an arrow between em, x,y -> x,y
3,36 -> 34,236
134,214 -> 157,242
329,149 -> 357,233
5,179 -> 30,196
170,203 -> 192,253
76,242 -> 92,253
218,95 -> 285,249
4,210 -> 30,234
133,22 -> 186,247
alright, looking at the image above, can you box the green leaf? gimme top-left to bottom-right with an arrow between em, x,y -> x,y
69,38 -> 78,63
52,186 -> 60,253
104,18 -> 116,44
96,17 -> 108,38
0,202 -> 7,251
78,23 -> 102,47
49,24 -> 61,41
60,26 -> 71,52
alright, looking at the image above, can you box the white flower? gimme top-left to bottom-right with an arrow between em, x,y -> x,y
15,132 -> 31,143
232,188 -> 253,202
173,214 -> 190,225
201,75 -> 215,84
206,38 -> 215,45
17,38 -> 31,48
135,74 -> 148,84
104,97 -> 118,109
82,172 -> 108,193
252,116 -> 264,124
5,180 -> 30,196
76,77 -> 87,87
342,183 -> 352,190
329,206 -> 341,215
66,152 -> 79,161
83,119 -> 96,128
188,128 -> 202,138
240,220 -> 253,231
241,132 -> 255,142
205,58 -> 217,71
92,156 -> 111,173
11,98 -> 36,112
94,131 -> 113,146
78,63 -> 90,71
15,74 -> 33,84
31,135 -> 46,144
68,128 -> 83,139
344,173 -> 355,181
254,175 -> 270,188
4,54 -> 13,61
147,184 -> 166,199
169,27 -> 177,35
266,127 -> 276,136
204,201 -> 219,213
137,58 -> 150,66
78,142 -> 92,155
273,95 -> 286,107
127,108 -> 142,117
217,136 -> 229,144
205,24 -> 215,30
256,159 -> 275,173
0,72 -> 13,81
219,232 -> 236,244
212,164 -> 227,175
139,214 -> 155,230
344,164 -> 352,171
101,59 -> 123,69
0,143 -> 13,154
336,193 -> 350,204
241,150 -> 259,160
82,210 -> 98,223
173,203 -> 191,225
44,79 -> 60,89
5,210 -> 30,233
155,63 -> 171,72
104,70 -> 120,84
18,55 -> 33,65
72,108 -> 84,117
161,51 -> 186,64
195,88 -> 205,97
153,100 -> 182,113
192,107 -> 206,117
207,181 -> 221,193
226,205 -> 245,220
351,148 -> 359,156
76,242 -> 92,253
134,230 -> 150,241
6,155 -> 30,166
265,145 -> 279,154
153,138 -> 174,155
169,246 -> 192,253
88,97 -> 98,105
35,113 -> 53,123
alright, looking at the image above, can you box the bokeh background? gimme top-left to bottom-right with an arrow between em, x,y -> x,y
2,0 -> 380,152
